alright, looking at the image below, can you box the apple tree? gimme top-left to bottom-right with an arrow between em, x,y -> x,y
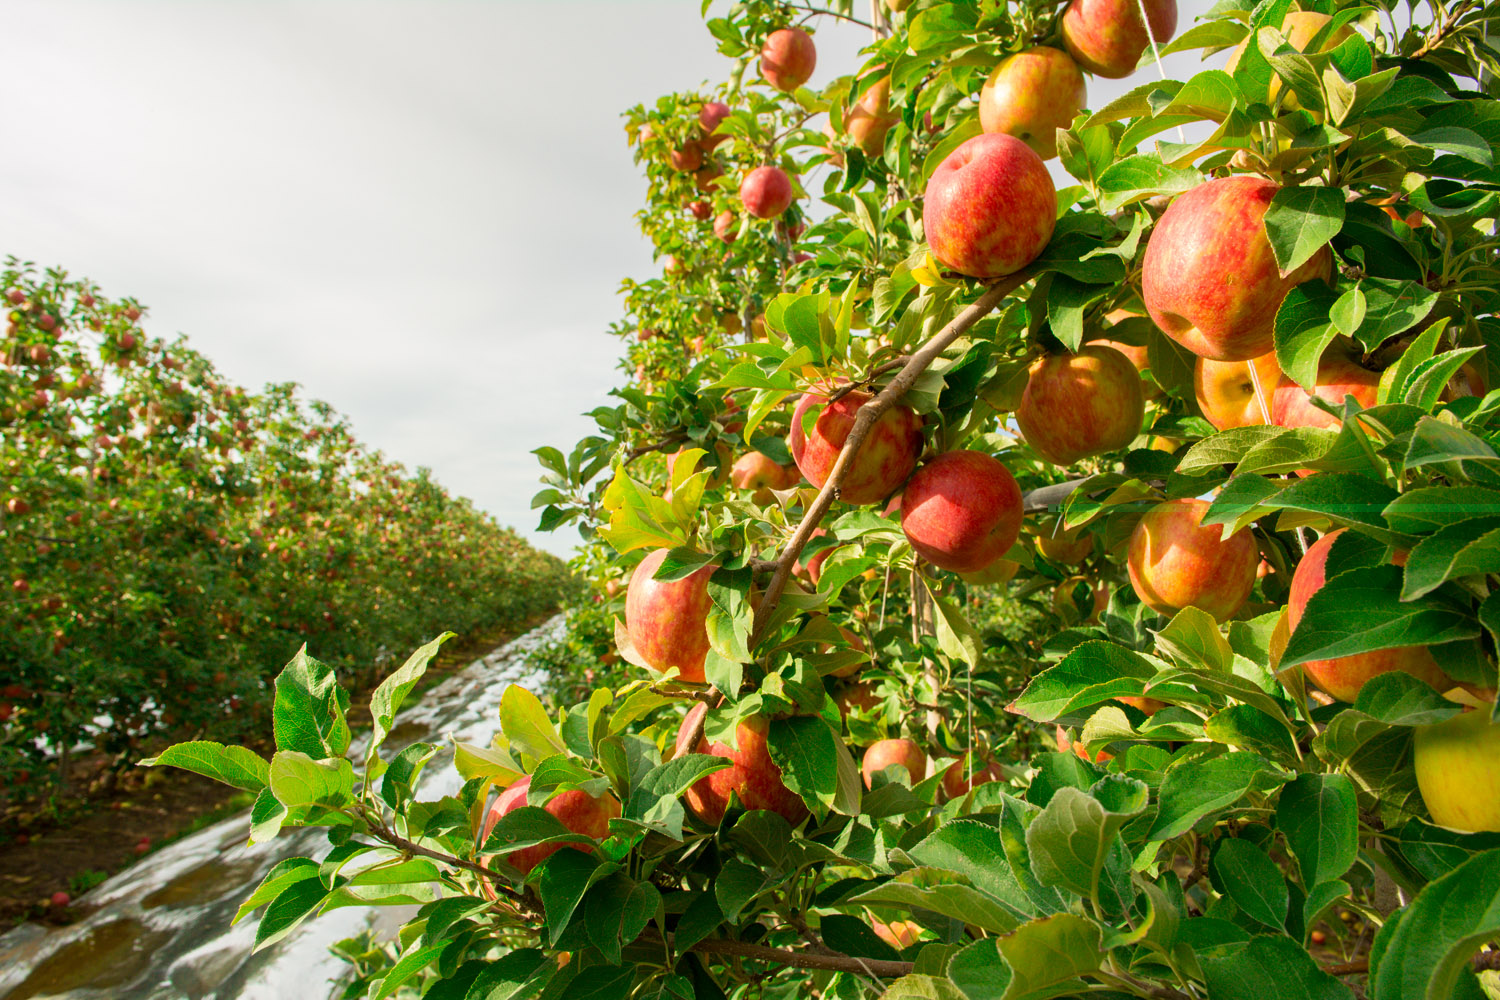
147,0 -> 1500,998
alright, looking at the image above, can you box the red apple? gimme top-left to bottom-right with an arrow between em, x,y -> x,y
923,133 -> 1056,278
688,200 -> 713,221
978,46 -> 1088,160
1055,724 -> 1112,764
1195,352 -> 1283,430
1287,529 -> 1451,703
1271,352 -> 1380,430
900,451 -> 1023,574
670,142 -> 704,173
834,679 -> 882,717
6,498 -> 31,516
480,775 -> 620,876
730,451 -> 801,503
1061,0 -> 1178,78
740,166 -> 794,219
1143,176 -> 1333,361
794,527 -> 841,586
760,27 -> 816,93
714,211 -> 739,244
1089,309 -> 1159,398
1127,498 -> 1258,622
675,702 -> 809,826
1016,345 -> 1144,465
694,162 -> 725,192
939,753 -> 999,800
1036,520 -> 1094,564
625,548 -> 717,684
861,738 -> 927,789
699,101 -> 732,148
872,918 -> 922,950
958,558 -> 1020,586
787,387 -> 923,505
846,76 -> 900,157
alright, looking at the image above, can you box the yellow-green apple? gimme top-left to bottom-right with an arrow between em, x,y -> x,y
1195,352 -> 1283,430
900,450 -> 1024,574
760,27 -> 816,92
861,738 -> 928,788
1286,529 -> 1450,703
959,558 -> 1020,586
1414,697 -> 1500,833
939,752 -> 999,800
846,75 -> 900,157
670,142 -> 703,173
714,210 -> 738,244
787,386 -> 923,505
675,702 -> 810,826
885,0 -> 912,11
626,548 -> 717,683
1126,498 -> 1258,621
1226,12 -> 1354,111
1271,352 -> 1380,430
1016,345 -> 1144,465
1036,519 -> 1094,564
872,918 -> 922,951
480,775 -> 620,876
1142,175 -> 1333,361
923,132 -> 1056,278
1061,0 -> 1178,78
978,46 -> 1088,160
740,166 -> 794,219
699,100 -> 732,149
730,451 -> 801,503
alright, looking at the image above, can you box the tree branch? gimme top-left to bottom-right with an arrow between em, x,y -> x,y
367,818 -> 532,911
749,274 -> 1031,647
689,935 -> 912,978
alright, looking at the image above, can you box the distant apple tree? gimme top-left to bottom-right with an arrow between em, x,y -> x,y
146,1 -> 1500,998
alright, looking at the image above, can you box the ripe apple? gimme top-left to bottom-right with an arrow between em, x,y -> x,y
1142,175 -> 1333,361
846,76 -> 900,157
1414,701 -> 1500,833
1126,498 -> 1258,622
787,386 -> 923,505
1055,724 -> 1112,763
1089,317 -> 1157,399
1286,529 -> 1450,703
958,558 -> 1020,586
1061,0 -> 1178,78
1052,575 -> 1109,622
823,625 -> 870,678
760,27 -> 817,92
1271,352 -> 1380,430
670,142 -> 703,173
900,450 -> 1024,574
1195,352 -> 1283,430
480,775 -> 620,876
740,166 -> 794,219
730,451 -> 801,503
794,528 -> 841,586
675,702 -> 809,826
6,497 -> 31,516
977,46 -> 1088,160
714,211 -> 738,244
861,738 -> 927,789
923,133 -> 1056,278
688,200 -> 713,221
834,679 -> 882,716
1016,345 -> 1144,465
625,548 -> 717,683
1226,12 -> 1353,111
699,101 -> 732,148
939,753 -> 999,800
695,162 -> 725,192
872,918 -> 922,950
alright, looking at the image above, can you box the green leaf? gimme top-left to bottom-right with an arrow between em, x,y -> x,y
1025,776 -> 1148,904
848,868 -> 1022,934
1096,155 -> 1204,213
1400,516 -> 1500,600
1264,186 -> 1345,277
585,875 -> 658,966
716,858 -> 772,921
626,754 -> 730,840
253,876 -> 330,952
1201,934 -> 1354,1000
878,974 -> 968,1000
480,805 -> 596,856
537,848 -> 616,943
367,633 -> 452,764
1148,752 -> 1289,841
233,857 -> 320,926
766,716 -> 840,815
1276,773 -> 1358,889
268,751 -> 354,809
273,646 -> 351,759
370,941 -> 446,1000
908,819 -> 1040,919
140,741 -> 270,791
705,567 -> 752,664
1211,838 -> 1289,929
1410,126 -> 1494,168
1156,606 -> 1234,672
1353,672 -> 1463,727
996,913 -> 1102,999
1009,640 -> 1158,722
1281,565 -> 1480,670
1371,848 -> 1500,1000
1355,279 -> 1438,354
925,581 -> 981,667
1275,282 -> 1341,391
820,913 -> 903,962
1383,486 -> 1500,534
500,684 -> 567,762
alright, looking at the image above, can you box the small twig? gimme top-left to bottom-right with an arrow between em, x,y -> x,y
624,432 -> 689,465
827,355 -> 911,403
1412,0 -> 1475,59
1325,959 -> 1368,977
690,934 -> 911,977
1475,950 -> 1500,973
368,818 -> 531,909
783,3 -> 875,30
749,275 -> 1030,647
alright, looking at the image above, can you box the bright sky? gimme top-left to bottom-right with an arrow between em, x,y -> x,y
2,1 -> 1204,558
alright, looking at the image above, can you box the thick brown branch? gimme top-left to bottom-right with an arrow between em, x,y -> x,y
749,274 -> 1031,646
689,935 -> 913,978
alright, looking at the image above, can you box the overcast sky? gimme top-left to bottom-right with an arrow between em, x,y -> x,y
2,1 -> 1205,558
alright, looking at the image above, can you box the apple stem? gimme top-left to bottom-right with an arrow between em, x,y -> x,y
747,276 -> 1026,649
